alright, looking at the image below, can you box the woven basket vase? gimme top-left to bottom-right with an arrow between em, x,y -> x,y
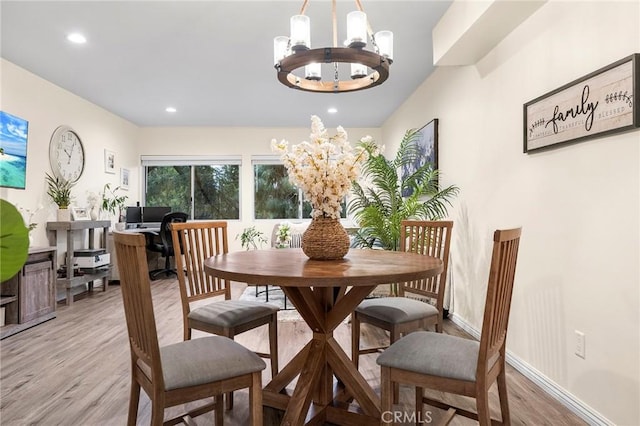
302,217 -> 350,260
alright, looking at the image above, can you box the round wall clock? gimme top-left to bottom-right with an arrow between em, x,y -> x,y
49,125 -> 85,183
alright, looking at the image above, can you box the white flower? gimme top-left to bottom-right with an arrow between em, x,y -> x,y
272,115 -> 374,219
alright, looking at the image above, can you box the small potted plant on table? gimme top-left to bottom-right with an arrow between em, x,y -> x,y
45,173 -> 74,221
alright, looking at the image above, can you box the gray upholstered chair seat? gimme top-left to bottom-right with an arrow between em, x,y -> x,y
355,297 -> 438,324
137,335 -> 266,391
189,300 -> 279,328
377,330 -> 496,382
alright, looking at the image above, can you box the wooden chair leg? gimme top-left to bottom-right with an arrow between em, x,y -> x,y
390,327 -> 400,404
150,399 -> 164,426
380,366 -> 394,425
351,313 -> 361,369
476,387 -> 492,426
249,371 -> 263,426
497,365 -> 511,425
214,395 -> 224,426
269,315 -> 279,377
415,386 -> 423,421
127,379 -> 140,426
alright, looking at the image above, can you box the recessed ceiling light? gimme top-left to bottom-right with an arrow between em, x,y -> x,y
165,107 -> 177,113
66,33 -> 87,44
328,107 -> 338,114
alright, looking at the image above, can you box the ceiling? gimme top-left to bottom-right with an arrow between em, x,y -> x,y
1,1 -> 452,129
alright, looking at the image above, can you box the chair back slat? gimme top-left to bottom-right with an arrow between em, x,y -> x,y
113,231 -> 164,388
171,221 -> 230,304
478,227 -> 522,374
399,220 -> 453,310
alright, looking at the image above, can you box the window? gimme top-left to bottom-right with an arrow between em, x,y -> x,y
143,156 -> 240,220
253,158 -> 345,219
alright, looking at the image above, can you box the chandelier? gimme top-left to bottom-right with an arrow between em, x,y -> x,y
273,0 -> 393,93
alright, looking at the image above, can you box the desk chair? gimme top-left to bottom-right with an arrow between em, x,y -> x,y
377,227 -> 522,426
170,220 -> 279,410
113,231 -> 265,425
147,212 -> 188,280
352,220 -> 453,369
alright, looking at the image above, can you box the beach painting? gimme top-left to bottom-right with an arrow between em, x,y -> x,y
0,111 -> 29,189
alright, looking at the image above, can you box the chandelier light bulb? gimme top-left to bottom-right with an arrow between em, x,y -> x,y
347,11 -> 367,48
290,15 -> 310,51
274,36 -> 290,65
351,63 -> 367,79
374,30 -> 394,61
305,63 -> 322,81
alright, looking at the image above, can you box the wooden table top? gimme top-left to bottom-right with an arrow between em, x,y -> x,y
204,248 -> 443,287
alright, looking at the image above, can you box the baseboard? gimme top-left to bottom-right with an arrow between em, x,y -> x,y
449,313 -> 613,426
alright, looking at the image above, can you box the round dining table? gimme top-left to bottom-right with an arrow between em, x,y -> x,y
204,248 -> 443,426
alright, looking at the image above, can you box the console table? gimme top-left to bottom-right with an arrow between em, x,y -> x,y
46,220 -> 111,305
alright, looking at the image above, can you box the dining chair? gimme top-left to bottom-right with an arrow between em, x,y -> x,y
146,211 -> 188,280
377,227 -> 522,426
113,231 -> 265,426
170,220 -> 279,409
352,220 -> 453,370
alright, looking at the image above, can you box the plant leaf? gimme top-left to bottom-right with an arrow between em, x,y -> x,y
0,199 -> 29,282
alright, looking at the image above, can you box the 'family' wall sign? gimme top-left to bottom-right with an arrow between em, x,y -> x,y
524,53 -> 638,153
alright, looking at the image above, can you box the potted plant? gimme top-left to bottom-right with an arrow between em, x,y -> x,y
236,226 -> 267,250
348,129 -> 460,252
45,173 -> 74,221
101,183 -> 128,229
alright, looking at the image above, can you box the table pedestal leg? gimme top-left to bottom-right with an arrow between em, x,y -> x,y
263,285 -> 381,425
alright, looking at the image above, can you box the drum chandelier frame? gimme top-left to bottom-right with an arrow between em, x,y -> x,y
273,0 -> 393,94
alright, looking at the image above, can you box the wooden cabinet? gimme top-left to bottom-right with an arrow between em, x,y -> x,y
1,247 -> 57,339
46,220 -> 111,305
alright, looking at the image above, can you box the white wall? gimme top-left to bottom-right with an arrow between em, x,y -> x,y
137,125 -> 381,252
0,59 -> 140,249
1,58 -> 381,254
382,1 -> 639,424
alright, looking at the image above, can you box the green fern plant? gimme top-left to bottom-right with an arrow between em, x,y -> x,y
348,129 -> 460,251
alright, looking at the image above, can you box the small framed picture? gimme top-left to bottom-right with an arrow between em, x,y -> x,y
104,149 -> 116,174
71,206 -> 90,221
120,167 -> 130,190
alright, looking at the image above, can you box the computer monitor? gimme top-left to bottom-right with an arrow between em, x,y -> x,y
125,206 -> 142,224
142,206 -> 172,223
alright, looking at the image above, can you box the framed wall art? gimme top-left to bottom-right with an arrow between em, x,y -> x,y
524,53 -> 639,153
0,111 -> 29,189
401,118 -> 438,197
104,149 -> 116,174
120,167 -> 130,190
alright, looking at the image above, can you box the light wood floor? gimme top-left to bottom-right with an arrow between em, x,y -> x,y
0,278 -> 586,425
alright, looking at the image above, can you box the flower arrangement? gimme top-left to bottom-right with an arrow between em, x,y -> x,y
276,222 -> 292,248
87,192 -> 100,210
271,115 -> 371,219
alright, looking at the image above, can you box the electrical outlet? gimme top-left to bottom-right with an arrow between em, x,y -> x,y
575,330 -> 586,359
